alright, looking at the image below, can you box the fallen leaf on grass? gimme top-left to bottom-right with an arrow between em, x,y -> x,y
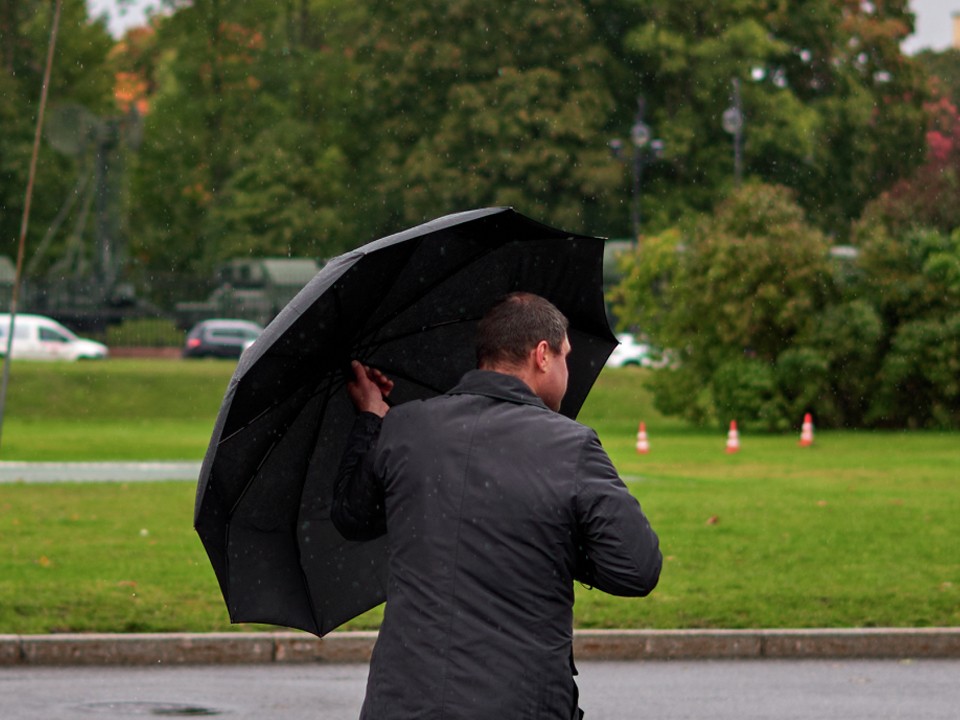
705,515 -> 719,525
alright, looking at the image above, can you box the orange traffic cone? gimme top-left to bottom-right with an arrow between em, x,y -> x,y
636,422 -> 650,454
799,413 -> 814,447
725,420 -> 740,453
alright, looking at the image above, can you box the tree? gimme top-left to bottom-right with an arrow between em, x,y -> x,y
915,48 -> 960,106
613,0 -> 928,234
126,0 -> 362,276
840,50 -> 960,428
343,0 -> 625,237
0,0 -> 116,271
856,53 -> 960,236
206,119 -> 352,258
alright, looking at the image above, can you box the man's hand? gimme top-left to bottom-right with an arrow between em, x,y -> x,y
347,360 -> 394,417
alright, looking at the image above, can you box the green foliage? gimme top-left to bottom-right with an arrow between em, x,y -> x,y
773,345 -> 831,423
799,299 -> 884,426
616,0 -> 927,233
711,357 -> 783,431
613,183 -> 842,430
813,217 -> 960,429
4,0 -> 936,281
854,226 -> 960,330
4,1 -> 953,436
614,179 -> 960,429
608,227 -> 683,337
345,0 -> 624,235
127,0 -> 362,273
856,94 -> 960,236
643,366 -> 713,427
207,120 -> 352,259
0,0 -> 116,268
671,183 -> 834,370
916,48 -> 960,105
871,314 -> 960,429
105,318 -> 185,347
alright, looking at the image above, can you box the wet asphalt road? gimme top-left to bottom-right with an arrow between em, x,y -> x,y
3,659 -> 959,720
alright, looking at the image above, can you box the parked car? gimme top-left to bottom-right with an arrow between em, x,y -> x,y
605,332 -> 653,368
0,314 -> 108,361
183,319 -> 263,359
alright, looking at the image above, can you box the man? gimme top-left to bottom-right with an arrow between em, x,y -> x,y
333,292 -> 661,719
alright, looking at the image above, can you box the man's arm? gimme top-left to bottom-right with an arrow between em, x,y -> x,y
330,362 -> 394,542
574,431 -> 662,596
331,412 -> 387,541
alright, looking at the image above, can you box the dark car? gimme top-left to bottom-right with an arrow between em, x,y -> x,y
183,319 -> 263,359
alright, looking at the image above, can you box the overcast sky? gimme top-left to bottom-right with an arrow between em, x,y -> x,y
87,0 -> 959,52
902,0 -> 960,53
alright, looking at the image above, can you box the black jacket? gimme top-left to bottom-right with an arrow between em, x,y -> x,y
333,369 -> 661,719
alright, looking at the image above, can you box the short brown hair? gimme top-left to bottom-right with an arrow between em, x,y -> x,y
476,292 -> 569,367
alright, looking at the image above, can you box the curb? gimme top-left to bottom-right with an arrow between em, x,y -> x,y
1,628 -> 959,667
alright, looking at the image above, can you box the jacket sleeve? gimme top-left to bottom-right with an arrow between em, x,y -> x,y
573,430 -> 662,596
331,411 -> 387,542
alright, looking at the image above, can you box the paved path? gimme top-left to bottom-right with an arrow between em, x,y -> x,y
0,461 -> 201,483
3,659 -> 959,720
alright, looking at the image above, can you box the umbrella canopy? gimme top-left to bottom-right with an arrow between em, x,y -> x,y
194,207 -> 617,636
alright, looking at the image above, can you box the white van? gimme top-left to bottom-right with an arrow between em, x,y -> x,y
0,314 -> 108,361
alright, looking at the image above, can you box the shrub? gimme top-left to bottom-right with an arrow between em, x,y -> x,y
106,318 -> 185,348
871,314 -> 960,428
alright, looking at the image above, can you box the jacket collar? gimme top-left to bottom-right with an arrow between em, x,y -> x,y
448,369 -> 549,411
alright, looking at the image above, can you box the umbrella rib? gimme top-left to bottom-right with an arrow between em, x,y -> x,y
293,379 -> 338,637
217,403 -> 276,447
221,373 -> 345,524
356,315 -> 483,353
351,238 -> 494,349
218,370 -> 348,448
225,375 -> 339,636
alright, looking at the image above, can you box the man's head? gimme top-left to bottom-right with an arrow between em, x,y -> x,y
476,292 -> 571,412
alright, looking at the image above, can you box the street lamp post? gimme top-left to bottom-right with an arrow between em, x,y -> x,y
610,96 -> 664,244
722,78 -> 744,187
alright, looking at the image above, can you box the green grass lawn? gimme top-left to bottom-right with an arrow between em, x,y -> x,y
0,359 -> 231,460
0,360 -> 957,633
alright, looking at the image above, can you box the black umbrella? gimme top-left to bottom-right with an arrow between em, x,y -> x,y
194,207 -> 617,636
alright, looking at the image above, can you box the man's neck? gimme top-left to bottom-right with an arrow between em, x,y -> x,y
478,362 -> 539,399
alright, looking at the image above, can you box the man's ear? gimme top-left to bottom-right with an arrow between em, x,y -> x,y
533,340 -> 550,372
